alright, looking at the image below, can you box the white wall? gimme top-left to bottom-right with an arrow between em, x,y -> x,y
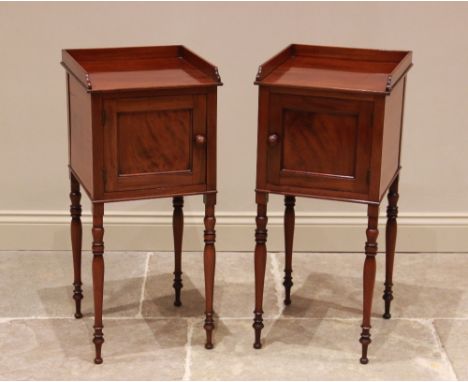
1,2 -> 467,252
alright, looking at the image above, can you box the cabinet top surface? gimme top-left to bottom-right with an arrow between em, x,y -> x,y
256,44 -> 412,94
62,45 -> 222,92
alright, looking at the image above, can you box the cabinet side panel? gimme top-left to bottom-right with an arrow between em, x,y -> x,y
379,79 -> 404,197
69,75 -> 94,195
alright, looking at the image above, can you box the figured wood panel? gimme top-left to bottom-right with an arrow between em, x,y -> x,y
379,79 -> 405,198
68,74 -> 94,195
282,109 -> 357,177
103,94 -> 206,193
266,92 -> 373,196
117,109 -> 191,174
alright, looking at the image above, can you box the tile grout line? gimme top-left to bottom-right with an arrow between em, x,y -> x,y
3,316 -> 468,322
182,318 -> 194,381
425,318 -> 458,380
136,251 -> 152,319
270,252 -> 285,319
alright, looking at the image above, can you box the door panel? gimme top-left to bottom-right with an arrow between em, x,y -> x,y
267,93 -> 373,194
103,94 -> 206,192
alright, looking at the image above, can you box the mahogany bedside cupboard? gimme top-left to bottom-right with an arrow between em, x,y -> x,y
61,45 -> 222,364
252,44 -> 412,364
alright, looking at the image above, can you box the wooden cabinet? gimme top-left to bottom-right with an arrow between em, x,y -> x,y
252,44 -> 412,364
62,45 -> 221,363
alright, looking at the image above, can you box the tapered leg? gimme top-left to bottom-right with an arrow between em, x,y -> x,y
173,196 -> 184,307
283,195 -> 295,305
383,176 -> 399,319
203,193 -> 216,349
253,192 -> 268,349
69,173 -> 83,319
360,204 -> 379,364
92,203 -> 105,364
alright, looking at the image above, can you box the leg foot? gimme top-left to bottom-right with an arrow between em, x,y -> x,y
359,326 -> 371,364
204,312 -> 215,349
253,311 -> 264,349
93,325 -> 104,364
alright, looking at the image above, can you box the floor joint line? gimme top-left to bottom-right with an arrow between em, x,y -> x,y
426,318 -> 458,380
270,252 -> 285,319
136,251 -> 152,318
182,318 -> 194,381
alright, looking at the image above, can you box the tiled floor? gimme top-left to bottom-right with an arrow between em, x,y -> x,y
0,251 -> 467,380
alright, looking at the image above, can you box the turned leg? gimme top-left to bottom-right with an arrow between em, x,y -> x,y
203,193 -> 216,349
173,196 -> 184,307
383,176 -> 399,319
92,203 -> 105,364
69,173 -> 83,319
283,195 -> 295,305
360,204 -> 379,364
253,192 -> 268,349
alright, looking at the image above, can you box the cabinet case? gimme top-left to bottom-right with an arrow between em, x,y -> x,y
63,45 -> 221,203
255,44 -> 412,204
61,45 -> 221,363
252,44 -> 413,364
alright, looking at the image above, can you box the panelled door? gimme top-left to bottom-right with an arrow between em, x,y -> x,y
103,94 -> 206,192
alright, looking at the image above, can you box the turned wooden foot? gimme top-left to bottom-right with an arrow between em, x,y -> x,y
172,196 -> 184,307
70,173 -> 83,319
383,176 -> 399,319
360,204 -> 379,364
253,192 -> 268,349
203,194 -> 216,349
283,195 -> 295,305
92,203 -> 105,364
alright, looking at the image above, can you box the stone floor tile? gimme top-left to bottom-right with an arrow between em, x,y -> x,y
434,319 -> 468,380
190,318 -> 455,380
0,318 -> 187,380
0,251 -> 148,318
142,252 -> 279,319
273,252 -> 468,319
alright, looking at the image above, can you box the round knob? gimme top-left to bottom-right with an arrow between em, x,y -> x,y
268,133 -> 279,146
195,134 -> 206,145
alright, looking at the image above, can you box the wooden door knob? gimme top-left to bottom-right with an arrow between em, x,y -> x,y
268,133 -> 279,146
194,134 -> 206,145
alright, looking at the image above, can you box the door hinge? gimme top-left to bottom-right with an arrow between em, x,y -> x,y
102,169 -> 107,184
101,109 -> 107,126
366,169 -> 371,184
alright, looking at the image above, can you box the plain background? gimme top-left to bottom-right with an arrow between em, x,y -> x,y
0,2 -> 467,251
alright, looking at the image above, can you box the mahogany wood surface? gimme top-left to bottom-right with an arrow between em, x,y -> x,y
256,44 -> 412,94
68,75 -> 94,195
379,79 -> 406,198
253,44 -> 412,364
62,45 -> 221,92
62,45 -> 220,363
